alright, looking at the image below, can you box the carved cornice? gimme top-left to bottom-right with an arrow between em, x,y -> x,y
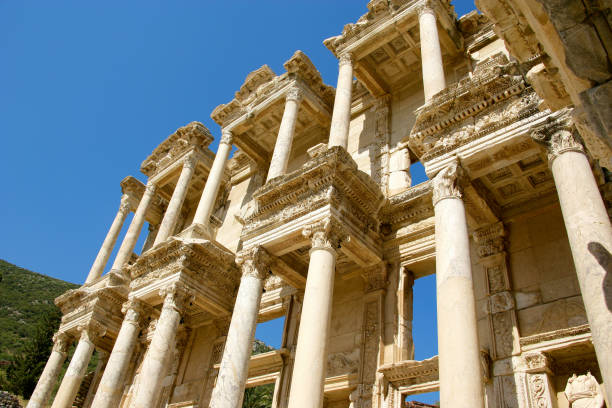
236,246 -> 272,280
242,146 -> 384,240
431,159 -> 465,205
378,356 -> 439,387
409,53 -> 539,161
379,182 -> 433,228
284,51 -> 334,107
140,122 -> 213,178
531,109 -> 584,163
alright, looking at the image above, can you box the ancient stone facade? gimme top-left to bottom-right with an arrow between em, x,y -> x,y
29,1 -> 611,407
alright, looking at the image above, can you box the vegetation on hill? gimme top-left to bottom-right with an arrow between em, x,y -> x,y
242,339 -> 275,408
0,259 -> 78,361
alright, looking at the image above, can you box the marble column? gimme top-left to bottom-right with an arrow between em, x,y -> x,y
90,300 -> 145,408
328,53 -> 353,150
191,130 -> 233,230
132,283 -> 192,408
398,267 -> 415,361
432,160 -> 484,408
27,333 -> 71,408
287,220 -> 341,408
110,182 -> 156,270
419,4 -> 446,103
51,326 -> 100,408
154,157 -> 197,246
209,247 -> 271,408
85,195 -> 131,284
267,87 -> 303,181
532,115 -> 612,403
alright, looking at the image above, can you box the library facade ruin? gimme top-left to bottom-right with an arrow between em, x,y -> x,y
29,0 -> 612,407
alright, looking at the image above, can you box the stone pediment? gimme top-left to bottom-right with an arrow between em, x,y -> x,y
242,146 -> 384,240
284,50 -> 335,107
408,53 -> 540,162
141,121 -> 214,178
235,65 -> 276,103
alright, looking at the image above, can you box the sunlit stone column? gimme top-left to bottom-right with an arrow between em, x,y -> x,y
209,247 -> 271,408
267,87 -> 303,181
328,53 -> 353,150
90,300 -> 145,408
532,114 -> 612,403
51,326 -> 101,408
432,160 -> 484,408
132,283 -> 192,408
191,130 -> 233,231
288,220 -> 341,408
85,195 -> 131,284
27,333 -> 71,408
419,4 -> 446,103
154,157 -> 197,246
110,182 -> 156,270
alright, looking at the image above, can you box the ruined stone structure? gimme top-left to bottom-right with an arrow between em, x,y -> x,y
28,1 -> 611,407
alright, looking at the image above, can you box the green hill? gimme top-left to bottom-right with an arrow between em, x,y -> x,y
0,259 -> 78,360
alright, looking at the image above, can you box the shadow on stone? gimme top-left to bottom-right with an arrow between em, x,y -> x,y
587,241 -> 612,312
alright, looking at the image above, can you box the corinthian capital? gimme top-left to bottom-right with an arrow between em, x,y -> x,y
531,111 -> 584,163
286,87 -> 303,103
339,53 -> 354,67
220,129 -> 234,145
145,181 -> 157,195
122,298 -> 147,326
159,282 -> 194,313
431,159 -> 465,205
119,194 -> 132,214
183,155 -> 198,170
236,245 -> 272,280
52,331 -> 71,354
302,218 -> 346,251
77,321 -> 106,343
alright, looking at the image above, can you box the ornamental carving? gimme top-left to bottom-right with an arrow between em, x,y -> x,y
473,222 -> 505,258
362,263 -> 388,292
531,109 -> 585,162
564,373 -> 604,408
286,87 -> 303,103
235,246 -> 272,280
159,282 -> 195,313
119,194 -> 132,214
528,374 -> 554,408
431,159 -> 465,205
52,332 -> 71,354
220,130 -> 234,145
302,218 -> 346,251
339,53 -> 353,67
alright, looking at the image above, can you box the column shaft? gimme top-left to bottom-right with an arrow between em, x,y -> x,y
192,132 -> 233,227
85,195 -> 131,284
287,239 -> 336,408
432,163 -> 484,408
267,89 -> 302,181
90,303 -> 143,408
132,287 -> 187,408
27,335 -> 69,408
551,150 -> 612,402
51,331 -> 96,408
419,7 -> 446,102
209,248 -> 269,408
154,158 -> 196,246
328,54 -> 353,150
111,183 -> 156,270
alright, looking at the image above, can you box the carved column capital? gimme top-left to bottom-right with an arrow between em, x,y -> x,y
183,155 -> 198,170
417,0 -> 438,17
52,331 -> 71,354
119,194 -> 132,214
77,322 -> 106,343
302,218 -> 346,252
235,245 -> 272,280
220,129 -> 234,145
524,352 -> 553,374
122,298 -> 148,327
338,53 -> 354,67
431,159 -> 466,205
532,111 -> 585,163
145,181 -> 157,195
286,87 -> 303,103
159,282 -> 194,314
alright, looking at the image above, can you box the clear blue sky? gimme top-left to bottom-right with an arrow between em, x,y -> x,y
1,1 -> 476,403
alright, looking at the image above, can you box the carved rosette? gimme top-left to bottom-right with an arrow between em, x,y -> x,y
159,282 -> 194,314
431,159 -> 465,205
338,52 -> 353,67
52,332 -> 71,354
235,245 -> 272,280
286,86 -> 303,104
119,194 -> 132,214
302,218 -> 346,252
532,110 -> 585,163
220,129 -> 234,145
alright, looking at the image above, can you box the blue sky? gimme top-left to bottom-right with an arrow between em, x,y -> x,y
1,1 -> 476,404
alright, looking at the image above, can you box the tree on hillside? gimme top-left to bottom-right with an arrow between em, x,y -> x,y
1,308 -> 61,398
